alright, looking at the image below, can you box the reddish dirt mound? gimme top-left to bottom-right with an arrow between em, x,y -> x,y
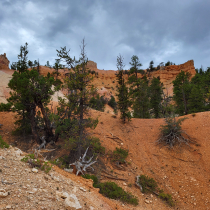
1,110 -> 210,209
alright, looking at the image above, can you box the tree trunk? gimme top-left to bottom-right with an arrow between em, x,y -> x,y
39,102 -> 54,142
29,105 -> 41,144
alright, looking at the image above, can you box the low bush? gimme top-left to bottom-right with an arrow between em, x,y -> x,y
113,147 -> 128,163
89,94 -> 106,112
159,192 -> 175,207
81,174 -> 99,187
41,162 -> 52,173
108,96 -> 117,110
0,102 -> 12,112
97,182 -> 138,206
90,137 -> 105,155
137,174 -> 174,207
138,175 -> 158,193
50,155 -> 69,169
0,136 -> 9,148
82,174 -> 139,206
21,154 -> 52,173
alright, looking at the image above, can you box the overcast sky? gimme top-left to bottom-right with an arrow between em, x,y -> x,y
0,0 -> 210,70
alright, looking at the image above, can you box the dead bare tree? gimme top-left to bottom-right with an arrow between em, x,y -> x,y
69,147 -> 97,176
157,116 -> 194,148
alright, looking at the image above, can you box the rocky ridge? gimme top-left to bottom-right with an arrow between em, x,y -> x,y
0,146 -> 125,210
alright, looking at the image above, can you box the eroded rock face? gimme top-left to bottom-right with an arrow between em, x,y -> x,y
149,60 -> 196,84
87,60 -> 97,69
0,53 -> 10,70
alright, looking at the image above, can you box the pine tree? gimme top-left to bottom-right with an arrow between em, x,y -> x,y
8,43 -> 57,144
188,85 -> 205,113
173,71 -> 191,115
128,55 -> 142,85
132,77 -> 150,118
150,77 -> 163,118
116,54 -> 131,123
56,39 -> 98,159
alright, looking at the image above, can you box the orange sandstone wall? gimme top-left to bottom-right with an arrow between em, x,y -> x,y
0,53 -> 10,70
87,60 -> 97,69
150,60 -> 196,84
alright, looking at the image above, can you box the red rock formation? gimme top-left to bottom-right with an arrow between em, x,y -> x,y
149,60 -> 196,84
87,60 -> 97,69
28,60 -> 196,98
147,60 -> 196,96
0,53 -> 10,70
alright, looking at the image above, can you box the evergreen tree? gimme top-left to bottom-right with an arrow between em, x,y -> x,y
8,43 -> 57,144
147,60 -> 154,76
116,54 -> 131,123
173,71 -> 191,115
16,42 -> 28,73
150,77 -> 163,118
128,55 -> 142,84
56,39 -> 98,159
128,56 -> 150,118
132,77 -> 150,118
188,85 -> 205,113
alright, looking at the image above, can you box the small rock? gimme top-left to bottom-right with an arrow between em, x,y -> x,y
121,143 -> 123,145
123,182 -> 127,186
64,168 -> 73,173
80,187 -> 86,192
32,168 -> 38,173
64,194 -> 82,209
145,200 -> 150,204
53,176 -> 60,182
150,194 -> 153,198
6,205 -> 11,209
33,188 -> 38,192
0,189 -> 8,198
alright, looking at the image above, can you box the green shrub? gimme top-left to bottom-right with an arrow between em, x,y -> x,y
90,137 -> 105,155
49,155 -> 69,169
138,175 -> 158,193
41,162 -> 52,173
89,94 -> 106,111
108,96 -> 117,109
0,102 -> 12,112
137,174 -> 175,207
82,175 -> 138,206
82,174 -> 99,188
97,182 -> 138,206
113,147 -> 128,163
21,154 -> 52,173
159,193 -> 175,207
0,136 -> 9,148
21,153 -> 35,162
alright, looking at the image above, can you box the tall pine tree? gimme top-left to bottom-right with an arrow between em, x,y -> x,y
116,54 -> 131,123
150,77 -> 163,118
173,71 -> 191,115
55,39 -> 98,159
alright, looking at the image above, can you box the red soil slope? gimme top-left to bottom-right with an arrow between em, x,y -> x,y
1,110 -> 210,209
